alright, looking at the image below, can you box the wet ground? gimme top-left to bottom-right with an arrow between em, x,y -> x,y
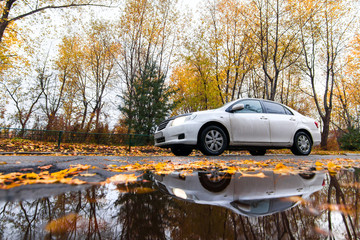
0,156 -> 359,239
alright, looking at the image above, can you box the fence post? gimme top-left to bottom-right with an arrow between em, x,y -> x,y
57,131 -> 64,149
128,134 -> 132,152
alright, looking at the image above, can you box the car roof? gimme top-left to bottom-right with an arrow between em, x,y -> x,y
219,98 -> 302,116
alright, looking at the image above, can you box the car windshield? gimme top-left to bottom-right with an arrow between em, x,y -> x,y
218,100 -> 239,110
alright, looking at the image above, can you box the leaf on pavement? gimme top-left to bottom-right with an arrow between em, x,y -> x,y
106,174 -> 138,185
38,165 -> 52,170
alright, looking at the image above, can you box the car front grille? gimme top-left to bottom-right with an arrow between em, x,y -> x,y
155,137 -> 165,143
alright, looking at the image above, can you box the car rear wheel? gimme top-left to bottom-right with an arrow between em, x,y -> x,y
199,125 -> 228,156
249,149 -> 266,156
291,131 -> 312,155
171,146 -> 193,156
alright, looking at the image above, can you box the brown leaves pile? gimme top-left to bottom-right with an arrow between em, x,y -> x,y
0,164 -> 91,189
0,138 -> 173,156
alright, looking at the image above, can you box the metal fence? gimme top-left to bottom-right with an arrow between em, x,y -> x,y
0,128 -> 153,148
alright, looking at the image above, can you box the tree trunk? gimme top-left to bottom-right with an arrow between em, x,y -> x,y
321,109 -> 331,149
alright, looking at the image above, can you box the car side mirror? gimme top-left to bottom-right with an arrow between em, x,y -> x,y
230,103 -> 244,112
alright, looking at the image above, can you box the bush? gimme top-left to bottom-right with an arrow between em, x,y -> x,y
338,127 -> 360,150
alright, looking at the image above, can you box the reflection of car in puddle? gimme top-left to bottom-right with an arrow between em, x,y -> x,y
153,171 -> 326,217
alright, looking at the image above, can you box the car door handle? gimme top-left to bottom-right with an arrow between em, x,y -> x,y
260,116 -> 268,120
290,117 -> 296,121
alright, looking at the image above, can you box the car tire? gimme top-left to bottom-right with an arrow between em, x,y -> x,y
249,149 -> 266,156
171,146 -> 193,156
198,171 -> 231,192
291,131 -> 312,155
199,125 -> 228,156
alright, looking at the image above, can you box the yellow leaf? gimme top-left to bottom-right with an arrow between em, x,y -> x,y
226,166 -> 237,175
106,174 -> 138,185
275,163 -> 287,169
79,173 -> 96,177
240,172 -> 267,178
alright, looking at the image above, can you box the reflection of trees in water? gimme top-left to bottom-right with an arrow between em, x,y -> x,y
0,186 -> 109,239
156,171 -> 360,239
325,169 -> 359,239
113,181 -> 175,240
166,200 -> 319,239
0,170 -> 359,239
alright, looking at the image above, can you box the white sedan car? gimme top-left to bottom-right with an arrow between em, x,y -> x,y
153,171 -> 326,217
154,98 -> 321,156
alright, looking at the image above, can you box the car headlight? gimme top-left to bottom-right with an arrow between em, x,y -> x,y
172,188 -> 198,201
171,114 -> 196,127
173,188 -> 187,199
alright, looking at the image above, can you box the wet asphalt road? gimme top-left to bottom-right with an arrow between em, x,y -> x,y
0,154 -> 359,201
0,154 -> 359,177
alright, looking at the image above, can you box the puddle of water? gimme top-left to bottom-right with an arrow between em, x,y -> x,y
0,169 -> 359,239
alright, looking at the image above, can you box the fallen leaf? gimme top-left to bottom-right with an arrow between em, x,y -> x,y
20,168 -> 34,171
38,165 -> 52,170
79,173 -> 96,177
106,174 -> 138,185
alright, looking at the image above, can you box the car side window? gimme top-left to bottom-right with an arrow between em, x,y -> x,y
262,101 -> 286,114
234,100 -> 263,113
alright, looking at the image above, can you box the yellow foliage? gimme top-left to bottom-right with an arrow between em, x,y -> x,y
0,22 -> 25,74
170,63 -> 222,114
45,213 -> 79,234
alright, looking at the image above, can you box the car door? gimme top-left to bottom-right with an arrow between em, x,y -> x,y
229,99 -> 270,145
234,171 -> 275,199
261,101 -> 298,145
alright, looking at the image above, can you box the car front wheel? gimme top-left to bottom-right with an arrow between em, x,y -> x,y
199,125 -> 228,156
291,131 -> 312,155
171,146 -> 193,156
198,171 -> 231,192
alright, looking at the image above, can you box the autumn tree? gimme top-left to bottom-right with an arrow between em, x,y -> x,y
2,72 -> 44,131
241,0 -> 303,101
170,50 -> 222,114
116,0 -> 179,134
333,34 -> 360,130
54,20 -> 119,132
0,0 -> 113,42
171,0 -> 256,113
84,21 -> 119,132
54,36 -> 84,130
295,0 -> 356,148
